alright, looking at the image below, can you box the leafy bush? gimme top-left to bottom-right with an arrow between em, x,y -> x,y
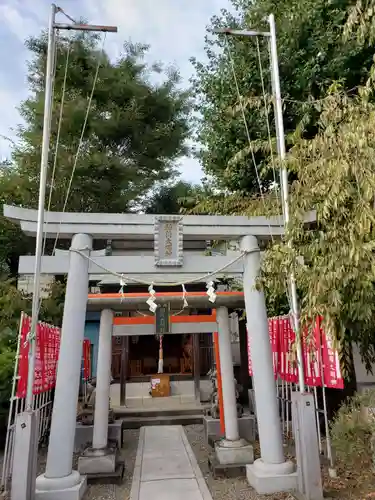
330,389 -> 375,470
0,334 -> 18,431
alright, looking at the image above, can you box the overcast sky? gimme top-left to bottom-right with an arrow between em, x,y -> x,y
0,0 -> 233,183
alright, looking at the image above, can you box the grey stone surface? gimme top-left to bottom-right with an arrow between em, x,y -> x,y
143,426 -> 183,453
130,425 -> 212,500
35,476 -> 87,500
139,478 -> 203,500
248,389 -> 257,417
203,415 -> 256,444
74,421 -> 123,452
141,427 -> 194,481
142,453 -> 194,481
92,309 -> 113,450
42,233 -> 92,483
292,392 -> 323,498
241,235 -> 287,467
4,204 -> 315,240
246,463 -> 298,495
214,440 -> 254,465
77,450 -> 117,475
11,411 -> 39,500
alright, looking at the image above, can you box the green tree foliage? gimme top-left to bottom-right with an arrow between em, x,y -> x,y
191,0 -> 373,193
12,34 -> 190,213
0,276 -> 31,425
0,162 -> 31,275
187,91 -> 375,369
0,30 -> 191,429
1,32 -> 191,273
39,279 -> 66,327
331,389 -> 375,476
345,0 -> 375,91
188,0 -> 375,369
144,181 -> 208,214
261,94 -> 375,370
345,0 -> 375,45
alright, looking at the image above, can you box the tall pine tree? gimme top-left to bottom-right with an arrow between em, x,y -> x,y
12,33 -> 191,213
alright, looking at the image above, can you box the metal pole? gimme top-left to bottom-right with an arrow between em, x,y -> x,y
268,13 -> 305,392
268,39 -> 286,219
24,5 -> 118,412
25,3 -> 57,410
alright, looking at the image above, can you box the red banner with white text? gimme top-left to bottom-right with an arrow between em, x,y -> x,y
82,339 -> 91,381
16,313 -> 61,398
16,314 -> 93,398
247,315 -> 344,389
321,327 -> 343,389
17,313 -> 31,398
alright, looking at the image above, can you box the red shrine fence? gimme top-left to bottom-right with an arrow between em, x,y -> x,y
1,313 -> 92,495
248,316 -> 343,468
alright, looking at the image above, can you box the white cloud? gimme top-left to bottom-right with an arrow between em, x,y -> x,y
178,156 -> 203,183
0,86 -> 23,159
0,0 -> 232,182
0,0 -> 45,41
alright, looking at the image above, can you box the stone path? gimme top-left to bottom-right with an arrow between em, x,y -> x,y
129,425 -> 212,500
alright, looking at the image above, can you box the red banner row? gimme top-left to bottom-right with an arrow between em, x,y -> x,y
17,313 -> 61,398
247,316 -> 344,389
17,313 -> 93,398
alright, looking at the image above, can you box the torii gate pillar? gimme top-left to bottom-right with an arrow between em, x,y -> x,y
78,309 -> 118,476
241,235 -> 297,494
36,233 -> 92,500
215,306 -> 254,465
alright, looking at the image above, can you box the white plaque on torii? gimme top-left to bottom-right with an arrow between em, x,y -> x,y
154,215 -> 183,267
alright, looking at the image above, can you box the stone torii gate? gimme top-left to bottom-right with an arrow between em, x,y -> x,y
4,205 -> 315,499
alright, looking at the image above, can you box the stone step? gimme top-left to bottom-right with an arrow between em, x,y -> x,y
120,413 -> 203,429
114,406 -> 207,418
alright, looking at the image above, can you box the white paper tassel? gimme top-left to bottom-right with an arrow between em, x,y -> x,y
146,298 -> 158,313
119,275 -> 126,302
147,283 -> 157,312
206,280 -> 217,303
182,284 -> 188,308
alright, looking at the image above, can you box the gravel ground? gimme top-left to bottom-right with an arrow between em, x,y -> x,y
0,429 -> 140,500
83,429 -> 139,500
1,425 -> 295,500
35,429 -> 140,500
184,424 -> 295,500
3,425 -> 374,499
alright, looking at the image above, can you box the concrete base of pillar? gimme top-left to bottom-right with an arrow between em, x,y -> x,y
203,415 -> 256,444
35,471 -> 87,500
74,420 -> 123,453
246,458 -> 298,495
214,438 -> 254,465
78,447 -> 118,474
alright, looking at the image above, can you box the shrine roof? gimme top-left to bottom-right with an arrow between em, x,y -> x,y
3,205 -> 316,241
